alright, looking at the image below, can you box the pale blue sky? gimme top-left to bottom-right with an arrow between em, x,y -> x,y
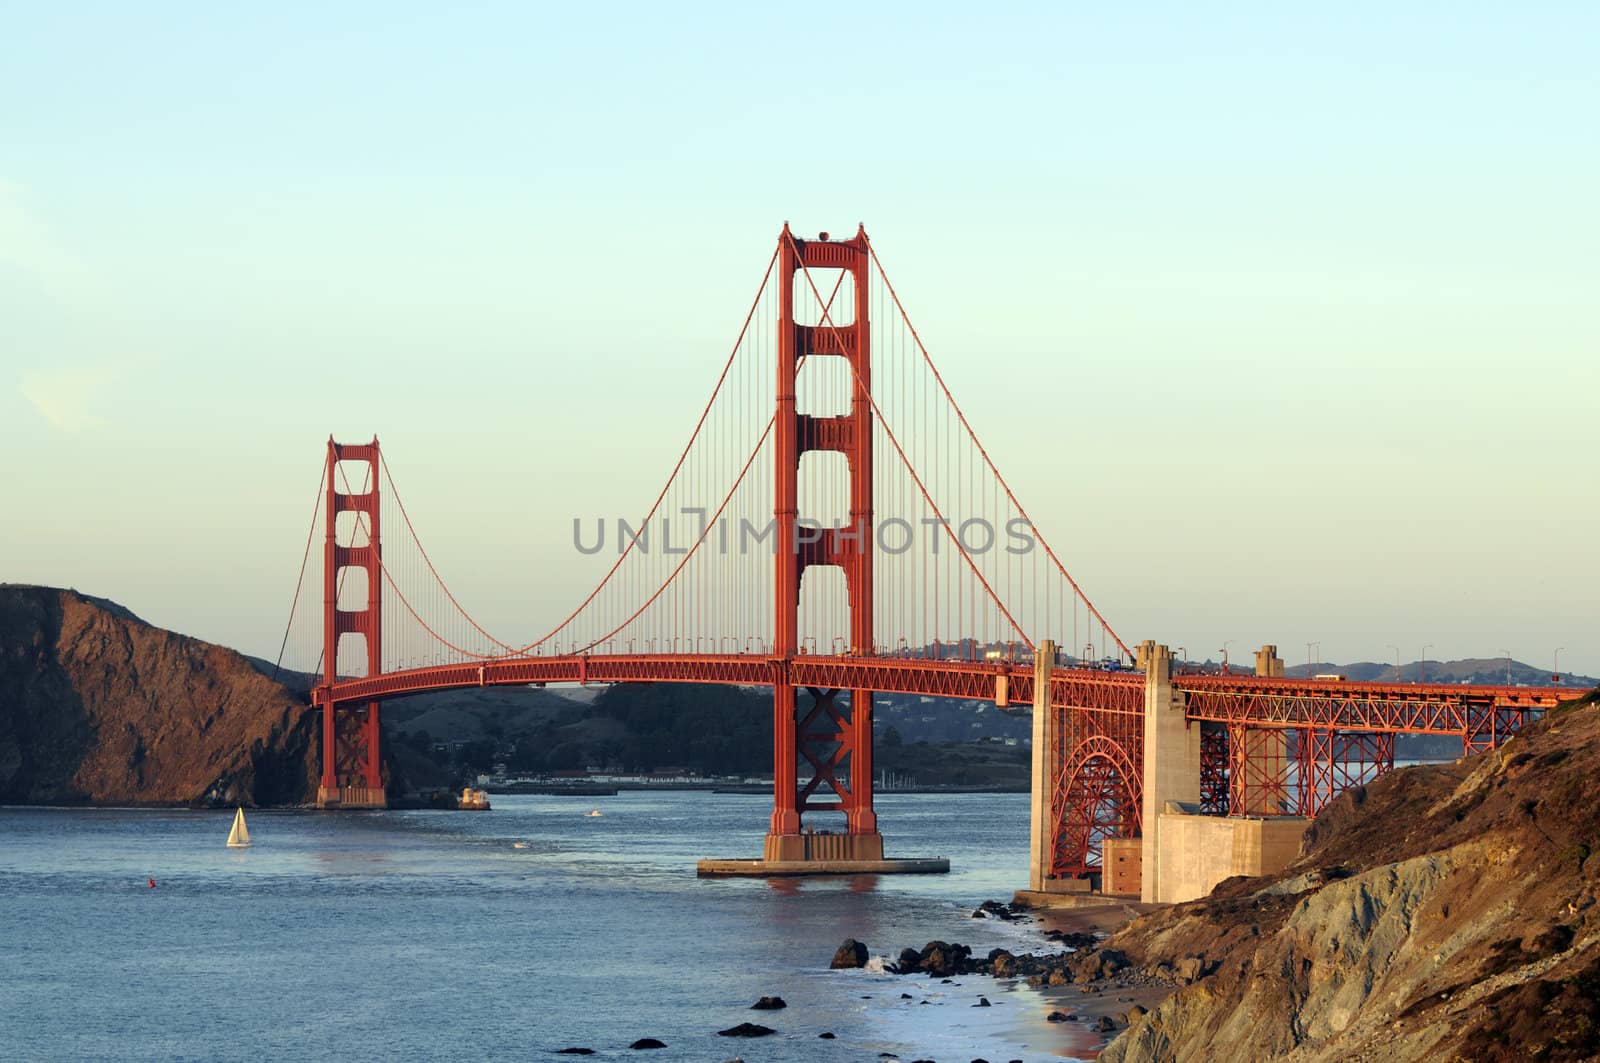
3,3 -> 1596,673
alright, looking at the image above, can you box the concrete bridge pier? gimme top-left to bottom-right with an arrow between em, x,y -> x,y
1027,640 -> 1058,892
1139,642 -> 1200,903
1139,640 -> 1309,903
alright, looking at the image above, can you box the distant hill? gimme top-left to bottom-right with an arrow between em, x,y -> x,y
0,585 -> 318,806
1285,657 -> 1595,688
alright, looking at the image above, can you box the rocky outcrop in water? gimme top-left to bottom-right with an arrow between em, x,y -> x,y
0,585 -> 318,806
831,938 -> 869,969
1100,687 -> 1600,1062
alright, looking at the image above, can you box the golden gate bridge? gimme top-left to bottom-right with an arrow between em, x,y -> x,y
275,225 -> 1569,895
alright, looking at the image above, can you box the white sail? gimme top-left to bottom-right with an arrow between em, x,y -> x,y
226,807 -> 252,848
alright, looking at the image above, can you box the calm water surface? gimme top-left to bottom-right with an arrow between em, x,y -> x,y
1,793 -> 1102,1061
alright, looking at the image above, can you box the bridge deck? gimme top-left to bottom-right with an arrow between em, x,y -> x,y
316,655 -> 1573,735
1176,674 -> 1570,734
316,654 -> 1144,713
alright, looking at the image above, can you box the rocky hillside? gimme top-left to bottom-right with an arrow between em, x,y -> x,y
1100,686 -> 1600,1062
0,585 -> 318,806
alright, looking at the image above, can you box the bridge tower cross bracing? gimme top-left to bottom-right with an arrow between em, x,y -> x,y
317,436 -> 387,809
766,224 -> 882,861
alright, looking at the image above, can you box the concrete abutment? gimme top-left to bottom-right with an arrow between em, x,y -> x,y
1024,639 -> 1309,905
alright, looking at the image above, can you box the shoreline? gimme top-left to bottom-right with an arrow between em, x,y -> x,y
1028,903 -> 1178,1038
843,895 -> 1179,1060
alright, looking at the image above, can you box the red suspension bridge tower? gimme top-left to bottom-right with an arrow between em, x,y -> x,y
318,437 -> 387,808
767,225 -> 881,861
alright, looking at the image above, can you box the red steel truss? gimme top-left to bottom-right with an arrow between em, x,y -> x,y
1048,695 -> 1144,878
1199,722 -> 1229,815
1227,724 -> 1294,816
1184,677 -> 1566,823
1295,730 -> 1395,817
1175,676 -> 1560,734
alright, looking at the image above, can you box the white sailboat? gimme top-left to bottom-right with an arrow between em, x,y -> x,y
226,807 -> 252,848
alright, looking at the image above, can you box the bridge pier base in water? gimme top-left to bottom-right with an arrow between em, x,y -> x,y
315,786 -> 387,810
697,852 -> 948,877
698,823 -> 950,876
762,831 -> 884,862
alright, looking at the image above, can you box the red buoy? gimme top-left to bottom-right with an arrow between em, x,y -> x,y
148,878 -> 156,889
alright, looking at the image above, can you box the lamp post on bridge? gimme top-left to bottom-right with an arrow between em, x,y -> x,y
1499,649 -> 1512,686
1421,644 -> 1432,684
1306,641 -> 1321,677
1555,647 -> 1566,683
1220,639 -> 1234,674
1387,644 -> 1400,681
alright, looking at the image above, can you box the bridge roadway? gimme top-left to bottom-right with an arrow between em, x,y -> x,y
316,654 -> 1569,735
318,653 -> 1138,714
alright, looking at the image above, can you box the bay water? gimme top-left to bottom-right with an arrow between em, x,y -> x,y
1,792 -> 1104,1061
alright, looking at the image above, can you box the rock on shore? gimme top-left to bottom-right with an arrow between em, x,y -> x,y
1100,687 -> 1600,1062
0,586 -> 320,806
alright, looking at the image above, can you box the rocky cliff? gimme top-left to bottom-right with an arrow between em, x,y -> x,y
0,585 -> 318,806
1100,688 -> 1600,1062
